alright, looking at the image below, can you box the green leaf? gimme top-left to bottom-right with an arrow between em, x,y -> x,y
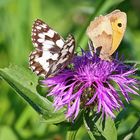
0,126 -> 18,140
0,65 -> 66,124
83,113 -> 96,140
122,118 -> 140,140
84,112 -> 117,140
66,111 -> 84,140
96,117 -> 117,140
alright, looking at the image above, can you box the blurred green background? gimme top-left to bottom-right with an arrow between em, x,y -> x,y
0,0 -> 140,140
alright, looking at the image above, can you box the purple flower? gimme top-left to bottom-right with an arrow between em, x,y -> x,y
43,51 -> 139,120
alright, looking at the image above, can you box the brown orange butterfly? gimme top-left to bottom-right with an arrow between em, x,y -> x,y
86,10 -> 127,60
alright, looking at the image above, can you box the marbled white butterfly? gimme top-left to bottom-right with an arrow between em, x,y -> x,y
29,19 -> 75,77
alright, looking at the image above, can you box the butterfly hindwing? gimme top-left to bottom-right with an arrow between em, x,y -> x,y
29,50 -> 47,77
29,19 -> 75,77
48,34 -> 75,76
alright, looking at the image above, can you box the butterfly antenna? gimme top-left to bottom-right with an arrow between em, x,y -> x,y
88,39 -> 94,56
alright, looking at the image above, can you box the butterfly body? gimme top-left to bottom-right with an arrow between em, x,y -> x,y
86,10 -> 127,60
29,19 -> 75,77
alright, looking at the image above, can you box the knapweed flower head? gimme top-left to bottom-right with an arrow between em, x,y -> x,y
43,50 -> 139,120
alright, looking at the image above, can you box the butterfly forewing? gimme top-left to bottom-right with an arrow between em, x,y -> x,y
29,19 -> 75,77
32,19 -> 64,50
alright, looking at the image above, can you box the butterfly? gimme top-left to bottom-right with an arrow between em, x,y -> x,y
86,9 -> 127,60
29,19 -> 75,77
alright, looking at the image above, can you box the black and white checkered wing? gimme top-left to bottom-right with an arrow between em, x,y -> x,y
48,34 -> 75,76
29,19 -> 75,77
31,19 -> 65,50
